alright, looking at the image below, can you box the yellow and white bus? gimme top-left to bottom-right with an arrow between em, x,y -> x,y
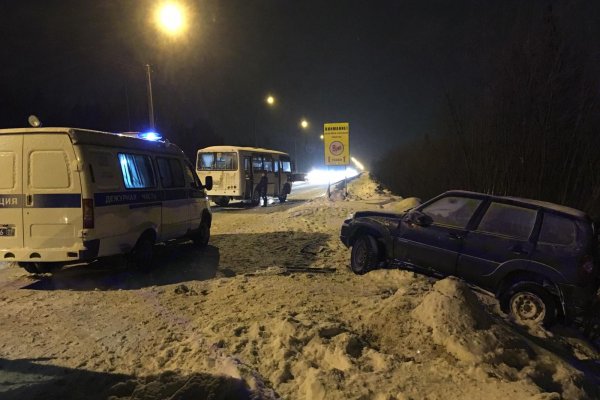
196,146 -> 293,206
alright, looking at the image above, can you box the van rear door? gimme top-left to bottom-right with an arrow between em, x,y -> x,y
23,133 -> 82,251
0,134 -> 24,250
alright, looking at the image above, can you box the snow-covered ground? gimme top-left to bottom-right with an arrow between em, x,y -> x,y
0,173 -> 598,399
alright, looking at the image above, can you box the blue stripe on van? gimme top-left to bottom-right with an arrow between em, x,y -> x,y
33,194 -> 81,208
0,189 -> 192,209
0,194 -> 80,208
94,189 -> 189,207
163,189 -> 189,201
94,190 -> 162,207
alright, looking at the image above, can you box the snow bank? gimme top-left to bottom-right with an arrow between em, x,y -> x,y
410,277 -> 588,399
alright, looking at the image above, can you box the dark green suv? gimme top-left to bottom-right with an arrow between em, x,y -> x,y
341,191 -> 599,326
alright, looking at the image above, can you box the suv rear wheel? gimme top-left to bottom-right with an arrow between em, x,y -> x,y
501,282 -> 557,327
350,235 -> 379,275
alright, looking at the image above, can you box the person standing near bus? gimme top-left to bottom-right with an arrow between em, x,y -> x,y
257,171 -> 269,207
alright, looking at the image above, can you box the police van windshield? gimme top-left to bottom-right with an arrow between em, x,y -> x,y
197,152 -> 238,171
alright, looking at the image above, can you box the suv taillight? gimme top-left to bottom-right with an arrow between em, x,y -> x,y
83,198 -> 94,229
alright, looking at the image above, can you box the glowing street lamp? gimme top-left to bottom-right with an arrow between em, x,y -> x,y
300,119 -> 309,129
254,94 -> 277,146
146,2 -> 188,130
155,2 -> 187,36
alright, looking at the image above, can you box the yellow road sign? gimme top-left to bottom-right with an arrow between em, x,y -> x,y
323,122 -> 349,165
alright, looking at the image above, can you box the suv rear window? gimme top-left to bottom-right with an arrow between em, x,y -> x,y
477,202 -> 537,240
539,212 -> 578,246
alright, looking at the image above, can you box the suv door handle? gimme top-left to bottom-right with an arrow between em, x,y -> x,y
448,232 -> 463,240
510,245 -> 529,255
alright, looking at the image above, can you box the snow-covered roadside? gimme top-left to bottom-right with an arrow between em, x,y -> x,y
0,173 -> 598,399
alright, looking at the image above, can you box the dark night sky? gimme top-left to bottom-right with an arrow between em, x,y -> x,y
1,1 -> 599,168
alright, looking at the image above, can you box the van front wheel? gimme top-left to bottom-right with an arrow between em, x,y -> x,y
192,221 -> 210,248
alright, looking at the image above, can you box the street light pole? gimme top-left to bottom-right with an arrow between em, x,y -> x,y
145,64 -> 155,131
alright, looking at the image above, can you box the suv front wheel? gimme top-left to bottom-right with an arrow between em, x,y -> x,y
350,235 -> 379,275
501,282 -> 557,327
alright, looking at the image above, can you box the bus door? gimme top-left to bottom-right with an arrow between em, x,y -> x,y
273,157 -> 281,196
243,156 -> 253,199
264,156 -> 277,196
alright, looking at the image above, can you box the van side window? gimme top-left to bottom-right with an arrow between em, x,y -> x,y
30,151 -> 70,189
274,159 -> 279,173
157,157 -> 185,188
184,161 -> 202,188
91,151 -> 119,190
0,152 -> 15,189
118,153 -> 156,189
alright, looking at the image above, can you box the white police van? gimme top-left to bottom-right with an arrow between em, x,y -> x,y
0,127 -> 213,273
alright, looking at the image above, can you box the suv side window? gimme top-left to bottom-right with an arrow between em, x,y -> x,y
539,212 -> 578,246
421,196 -> 482,229
477,202 -> 537,239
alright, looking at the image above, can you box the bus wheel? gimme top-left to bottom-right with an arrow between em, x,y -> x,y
18,262 -> 62,274
251,189 -> 261,206
215,196 -> 230,207
19,262 -> 42,273
278,194 -> 287,203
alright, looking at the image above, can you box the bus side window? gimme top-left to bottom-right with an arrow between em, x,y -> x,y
264,157 -> 274,172
274,159 -> 279,174
252,155 -> 263,172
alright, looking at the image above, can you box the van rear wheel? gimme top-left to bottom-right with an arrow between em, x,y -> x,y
130,234 -> 155,270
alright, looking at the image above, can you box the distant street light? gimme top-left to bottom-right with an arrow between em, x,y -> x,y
146,1 -> 188,130
294,118 -> 310,171
319,134 -> 324,140
254,94 -> 276,146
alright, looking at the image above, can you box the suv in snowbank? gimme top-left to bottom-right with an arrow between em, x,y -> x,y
340,190 -> 599,326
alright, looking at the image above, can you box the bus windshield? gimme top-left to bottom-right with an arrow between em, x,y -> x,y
197,152 -> 238,171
